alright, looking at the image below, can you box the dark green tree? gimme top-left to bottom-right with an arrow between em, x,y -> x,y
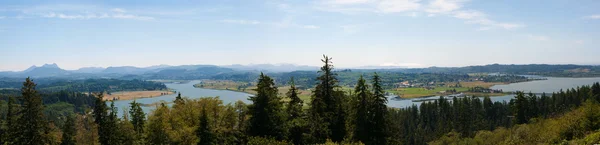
353,75 -> 371,144
197,106 -> 214,145
16,77 -> 49,144
174,93 -> 184,105
370,73 -> 389,144
247,73 -> 286,140
309,55 -> 347,143
514,92 -> 528,124
3,96 -> 19,144
286,77 -> 306,145
129,100 -> 146,135
107,101 -> 120,144
60,116 -> 76,145
93,93 -> 119,145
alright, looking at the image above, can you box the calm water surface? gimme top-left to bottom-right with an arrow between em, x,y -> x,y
491,77 -> 600,93
110,80 -> 252,117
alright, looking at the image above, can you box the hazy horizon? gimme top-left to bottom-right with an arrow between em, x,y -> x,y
1,0 -> 599,71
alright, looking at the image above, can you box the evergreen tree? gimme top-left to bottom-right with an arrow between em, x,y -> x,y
60,116 -> 76,145
247,73 -> 287,140
286,77 -> 303,120
93,93 -> 119,145
16,77 -> 49,144
3,96 -> 19,144
514,92 -> 529,124
286,77 -> 306,145
370,72 -> 389,145
353,75 -> 371,144
174,93 -> 184,105
197,106 -> 214,145
107,101 -> 120,144
309,55 -> 346,143
129,100 -> 146,135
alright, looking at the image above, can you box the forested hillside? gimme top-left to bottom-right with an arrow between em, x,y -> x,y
0,78 -> 166,93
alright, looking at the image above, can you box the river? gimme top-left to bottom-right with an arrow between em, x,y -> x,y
111,77 -> 600,117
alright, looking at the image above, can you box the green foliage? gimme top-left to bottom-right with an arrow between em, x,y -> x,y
246,136 -> 290,145
145,103 -> 170,145
15,77 -> 51,144
129,100 -> 146,135
353,75 -> 371,144
247,73 -> 287,140
60,115 -> 76,145
286,77 -> 307,145
429,93 -> 600,144
196,106 -> 214,145
370,73 -> 389,145
309,55 -> 348,143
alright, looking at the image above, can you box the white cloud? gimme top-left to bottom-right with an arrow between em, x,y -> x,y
303,25 -> 320,29
583,14 -> 600,19
528,34 -> 548,41
317,0 -> 421,14
575,40 -> 584,44
220,19 -> 261,25
455,10 -> 524,30
41,12 -> 153,20
317,0 -> 524,31
111,8 -> 126,13
376,0 -> 421,13
112,13 -> 154,20
453,10 -> 484,19
425,0 -> 466,14
328,0 -> 374,5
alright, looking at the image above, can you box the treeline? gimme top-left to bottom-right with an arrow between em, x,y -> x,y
0,78 -> 167,93
211,70 -> 530,89
37,79 -> 167,93
0,90 -> 95,113
2,55 -> 600,145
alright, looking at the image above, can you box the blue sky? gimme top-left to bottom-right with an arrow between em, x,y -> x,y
0,0 -> 599,71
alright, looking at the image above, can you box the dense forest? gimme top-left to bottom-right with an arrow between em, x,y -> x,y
0,78 -> 167,92
1,56 -> 600,144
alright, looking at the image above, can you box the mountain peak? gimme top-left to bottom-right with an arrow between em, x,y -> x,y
41,63 -> 59,68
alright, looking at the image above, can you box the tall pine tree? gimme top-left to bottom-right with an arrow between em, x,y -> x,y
16,77 -> 49,144
3,96 -> 19,144
286,77 -> 306,145
247,73 -> 286,140
197,106 -> 214,145
353,75 -> 371,144
60,116 -> 76,145
129,100 -> 146,135
370,72 -> 389,145
309,55 -> 348,143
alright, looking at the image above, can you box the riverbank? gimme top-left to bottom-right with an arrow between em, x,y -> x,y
103,90 -> 174,101
193,80 -> 312,102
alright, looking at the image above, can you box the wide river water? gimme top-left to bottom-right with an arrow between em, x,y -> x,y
111,77 -> 600,117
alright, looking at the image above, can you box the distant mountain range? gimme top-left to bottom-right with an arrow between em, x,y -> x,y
1,63 -> 598,79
